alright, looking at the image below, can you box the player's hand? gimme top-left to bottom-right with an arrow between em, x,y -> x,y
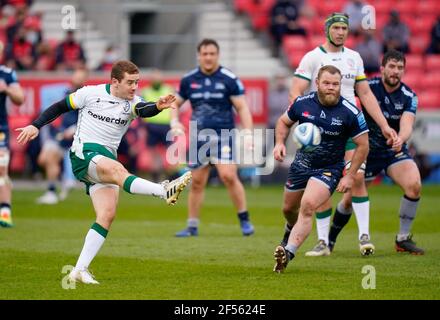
170,119 -> 185,136
16,125 -> 39,144
336,174 -> 354,193
273,143 -> 286,162
391,135 -> 403,152
381,126 -> 397,144
156,94 -> 177,110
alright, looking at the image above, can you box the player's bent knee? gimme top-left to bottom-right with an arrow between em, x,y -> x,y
219,172 -> 236,185
300,198 -> 316,217
406,180 -> 422,198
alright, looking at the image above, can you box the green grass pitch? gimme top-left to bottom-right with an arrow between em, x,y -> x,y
1,184 -> 439,300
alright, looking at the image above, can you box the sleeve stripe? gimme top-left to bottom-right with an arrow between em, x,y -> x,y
66,94 -> 76,110
294,74 -> 311,81
351,129 -> 369,140
355,75 -> 367,82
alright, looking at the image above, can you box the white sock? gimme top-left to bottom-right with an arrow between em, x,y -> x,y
352,197 -> 370,240
75,225 -> 107,271
124,176 -> 165,198
316,209 -> 332,245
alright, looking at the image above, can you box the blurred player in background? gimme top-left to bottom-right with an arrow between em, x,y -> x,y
16,60 -> 192,284
171,38 -> 255,237
273,65 -> 369,273
286,13 -> 397,256
141,69 -> 176,182
36,68 -> 88,204
0,41 -> 25,228
329,50 -> 424,254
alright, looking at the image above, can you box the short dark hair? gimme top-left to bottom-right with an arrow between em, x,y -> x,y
111,60 -> 139,81
317,65 -> 342,79
382,50 -> 406,67
197,38 -> 220,52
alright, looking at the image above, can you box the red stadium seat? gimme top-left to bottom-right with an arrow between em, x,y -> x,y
310,35 -> 325,49
405,55 -> 423,73
416,0 -> 440,16
250,13 -> 269,31
282,35 -> 309,53
418,91 -> 440,109
234,0 -> 257,14
287,51 -> 306,68
394,0 -> 417,15
311,16 -> 326,35
409,35 -> 430,54
402,71 -> 423,92
425,55 -> 440,72
369,0 -> 394,16
317,0 -> 345,18
409,17 -> 436,34
423,72 -> 440,89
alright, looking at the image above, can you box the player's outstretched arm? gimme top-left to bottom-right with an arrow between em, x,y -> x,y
355,81 -> 397,142
16,97 -> 71,144
156,94 -> 177,110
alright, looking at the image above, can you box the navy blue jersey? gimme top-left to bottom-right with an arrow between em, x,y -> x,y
287,92 -> 369,169
364,77 -> 418,156
0,65 -> 19,127
178,66 -> 245,131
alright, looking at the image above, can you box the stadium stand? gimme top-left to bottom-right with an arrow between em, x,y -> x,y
234,0 -> 440,111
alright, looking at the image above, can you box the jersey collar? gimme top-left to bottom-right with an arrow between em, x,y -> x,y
320,45 -> 345,53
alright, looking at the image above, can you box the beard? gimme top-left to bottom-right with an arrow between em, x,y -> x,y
384,75 -> 400,88
317,90 -> 340,107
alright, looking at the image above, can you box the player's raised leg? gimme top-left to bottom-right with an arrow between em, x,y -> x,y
0,149 -> 12,228
274,188 -> 302,273
216,163 -> 254,236
94,155 -> 191,205
387,160 -> 424,255
175,165 -> 210,237
275,178 -> 331,273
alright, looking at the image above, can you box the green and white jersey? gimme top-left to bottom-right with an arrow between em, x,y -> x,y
294,46 -> 367,105
66,83 -> 142,156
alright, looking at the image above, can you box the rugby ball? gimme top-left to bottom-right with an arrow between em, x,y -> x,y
293,122 -> 321,152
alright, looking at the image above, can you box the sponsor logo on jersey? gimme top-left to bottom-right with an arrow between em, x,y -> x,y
302,111 -> 315,120
331,117 -> 343,126
322,129 -> 341,136
205,78 -> 211,86
87,110 -> 128,126
342,73 -> 355,80
383,111 -> 390,118
190,82 -> 202,89
394,102 -> 403,110
320,110 -> 326,119
385,96 -> 390,104
347,58 -> 355,68
323,172 -> 332,177
215,82 -> 225,90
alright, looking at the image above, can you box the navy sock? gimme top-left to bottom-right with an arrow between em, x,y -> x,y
238,211 -> 249,222
48,183 -> 56,192
328,208 -> 352,247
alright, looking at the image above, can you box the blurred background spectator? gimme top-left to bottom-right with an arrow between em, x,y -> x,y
426,15 -> 440,54
270,0 -> 306,56
355,29 -> 381,75
343,0 -> 365,37
55,30 -> 86,71
383,10 -> 410,53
